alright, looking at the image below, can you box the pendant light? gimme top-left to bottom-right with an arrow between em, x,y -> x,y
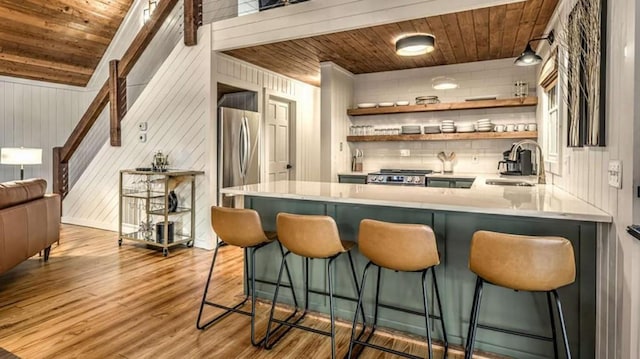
432,76 -> 459,90
515,30 -> 555,66
395,34 -> 436,56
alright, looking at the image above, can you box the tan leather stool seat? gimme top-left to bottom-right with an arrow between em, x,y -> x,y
359,219 -> 439,272
211,206 -> 272,248
276,213 -> 353,258
469,230 -> 576,292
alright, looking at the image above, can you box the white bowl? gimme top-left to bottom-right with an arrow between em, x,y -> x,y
378,102 -> 395,107
357,103 -> 376,109
395,101 -> 410,106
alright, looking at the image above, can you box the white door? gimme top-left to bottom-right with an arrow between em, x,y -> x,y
266,99 -> 290,182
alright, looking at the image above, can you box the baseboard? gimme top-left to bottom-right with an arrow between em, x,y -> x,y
61,217 -> 118,232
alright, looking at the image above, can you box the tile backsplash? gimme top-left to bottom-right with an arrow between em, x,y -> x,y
349,58 -> 537,174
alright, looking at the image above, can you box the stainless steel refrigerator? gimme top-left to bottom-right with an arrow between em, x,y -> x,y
218,107 -> 261,207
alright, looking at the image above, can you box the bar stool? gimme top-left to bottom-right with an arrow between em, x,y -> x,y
348,219 -> 448,359
196,206 -> 298,346
264,212 -> 365,359
465,230 -> 576,359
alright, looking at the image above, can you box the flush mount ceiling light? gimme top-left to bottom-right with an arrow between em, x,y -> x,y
515,30 -> 555,66
432,76 -> 459,90
395,34 -> 435,56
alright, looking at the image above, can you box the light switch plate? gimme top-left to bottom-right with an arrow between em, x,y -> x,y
400,149 -> 410,157
138,133 -> 147,143
138,122 -> 148,131
608,160 -> 622,188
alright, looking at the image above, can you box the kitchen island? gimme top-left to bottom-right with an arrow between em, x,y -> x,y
220,179 -> 611,359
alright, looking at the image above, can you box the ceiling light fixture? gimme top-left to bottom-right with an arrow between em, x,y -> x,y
432,76 -> 459,90
395,34 -> 435,56
514,30 -> 555,66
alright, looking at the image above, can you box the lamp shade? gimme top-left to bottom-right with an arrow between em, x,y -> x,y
0,147 -> 42,165
514,43 -> 543,66
396,35 -> 435,56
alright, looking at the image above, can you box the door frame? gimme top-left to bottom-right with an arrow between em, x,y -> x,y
263,89 -> 297,182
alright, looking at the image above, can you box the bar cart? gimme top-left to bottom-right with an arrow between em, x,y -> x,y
119,169 -> 204,256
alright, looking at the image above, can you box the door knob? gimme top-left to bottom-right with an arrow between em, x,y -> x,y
286,164 -> 292,169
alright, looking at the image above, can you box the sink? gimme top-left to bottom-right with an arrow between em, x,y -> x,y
485,179 -> 535,187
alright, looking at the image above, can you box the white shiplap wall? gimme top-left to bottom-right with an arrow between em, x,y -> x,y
0,79 -> 91,191
63,28 -> 213,249
350,58 -> 536,174
320,62 -> 354,181
214,53 -> 321,182
70,2 -> 186,188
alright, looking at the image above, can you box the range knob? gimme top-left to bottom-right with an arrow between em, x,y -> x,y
406,176 -> 414,183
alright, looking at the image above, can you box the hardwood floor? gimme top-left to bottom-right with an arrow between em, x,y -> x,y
0,225 -> 495,358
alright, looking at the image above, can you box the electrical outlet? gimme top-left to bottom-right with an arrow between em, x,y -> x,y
400,149 -> 410,157
138,122 -> 148,131
472,153 -> 479,164
608,160 -> 622,188
138,133 -> 147,143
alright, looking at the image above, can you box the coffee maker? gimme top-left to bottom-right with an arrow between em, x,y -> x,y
498,144 -> 533,175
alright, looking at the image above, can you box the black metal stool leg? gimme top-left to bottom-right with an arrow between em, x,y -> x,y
374,265 -> 381,330
432,266 -> 448,357
265,251 -> 289,348
547,291 -> 559,359
347,250 -> 367,325
348,261 -> 373,358
553,290 -> 572,359
279,241 -> 299,308
328,256 -> 338,359
465,276 -> 484,359
249,246 -> 263,346
196,243 -> 221,329
421,269 -> 433,359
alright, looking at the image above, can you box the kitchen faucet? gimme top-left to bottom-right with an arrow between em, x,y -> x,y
508,139 -> 546,184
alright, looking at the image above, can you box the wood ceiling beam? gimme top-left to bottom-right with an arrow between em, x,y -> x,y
0,53 -> 93,76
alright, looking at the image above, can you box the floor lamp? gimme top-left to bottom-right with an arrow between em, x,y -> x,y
0,147 -> 42,180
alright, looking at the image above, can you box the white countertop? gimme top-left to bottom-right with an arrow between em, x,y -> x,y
221,177 -> 612,223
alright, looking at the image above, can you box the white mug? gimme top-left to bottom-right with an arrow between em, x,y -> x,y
527,123 -> 537,131
516,123 -> 527,131
494,125 -> 505,132
506,124 -> 515,132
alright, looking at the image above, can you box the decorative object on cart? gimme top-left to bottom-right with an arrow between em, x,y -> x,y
139,219 -> 154,240
514,30 -> 554,66
395,34 -> 435,56
156,221 -> 175,244
168,191 -> 178,212
152,151 -> 169,171
432,77 -> 459,90
0,147 -> 42,180
562,0 -> 606,147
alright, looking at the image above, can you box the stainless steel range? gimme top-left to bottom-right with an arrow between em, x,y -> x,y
367,169 -> 433,185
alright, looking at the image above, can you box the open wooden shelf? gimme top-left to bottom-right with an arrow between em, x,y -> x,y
347,131 -> 538,142
347,97 -> 538,116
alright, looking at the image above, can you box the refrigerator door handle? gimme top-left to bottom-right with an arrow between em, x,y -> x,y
239,119 -> 246,180
243,116 -> 251,179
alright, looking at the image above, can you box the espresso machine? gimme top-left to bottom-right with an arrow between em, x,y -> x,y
498,144 -> 533,175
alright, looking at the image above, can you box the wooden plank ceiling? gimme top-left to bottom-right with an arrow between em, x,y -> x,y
0,0 -> 134,86
224,0 -> 559,87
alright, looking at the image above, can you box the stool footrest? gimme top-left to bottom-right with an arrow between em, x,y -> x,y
476,323 -> 554,342
197,297 -> 250,330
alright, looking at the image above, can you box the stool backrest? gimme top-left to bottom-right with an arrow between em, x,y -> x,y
469,230 -> 576,291
211,206 -> 268,248
358,219 -> 439,272
276,213 -> 344,258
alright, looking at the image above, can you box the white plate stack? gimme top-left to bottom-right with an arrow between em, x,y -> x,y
476,119 -> 493,132
441,120 -> 455,133
456,123 -> 476,133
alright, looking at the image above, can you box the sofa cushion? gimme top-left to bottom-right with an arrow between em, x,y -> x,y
0,179 -> 47,210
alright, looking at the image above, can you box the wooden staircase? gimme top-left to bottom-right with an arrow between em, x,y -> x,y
53,0 -> 203,198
